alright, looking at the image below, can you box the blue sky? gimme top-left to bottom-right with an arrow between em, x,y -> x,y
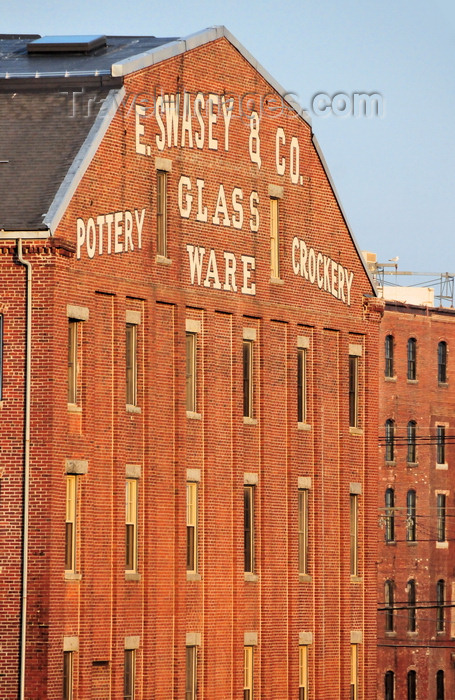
4,0 -> 455,280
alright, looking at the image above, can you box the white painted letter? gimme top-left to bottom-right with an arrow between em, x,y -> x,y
76,218 -> 86,259
204,248 -> 222,289
290,136 -> 300,184
186,244 -> 206,285
212,185 -> 230,227
196,179 -> 207,222
249,191 -> 260,232
124,210 -> 134,251
223,251 -> 237,291
155,96 -> 165,151
134,208 -> 145,249
241,255 -> 256,295
181,92 -> 193,148
194,93 -> 205,149
231,188 -> 244,230
208,94 -> 219,150
276,127 -> 285,175
178,176 -> 193,218
249,111 -> 261,168
135,105 -> 147,155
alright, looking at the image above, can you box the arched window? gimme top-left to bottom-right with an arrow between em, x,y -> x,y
385,335 -> 394,378
407,670 -> 416,700
406,421 -> 417,463
438,341 -> 447,383
385,580 -> 395,632
407,579 -> 416,632
385,420 -> 395,462
407,338 -> 417,380
406,490 -> 417,542
385,670 -> 394,700
436,669 -> 445,700
436,579 -> 445,633
385,489 -> 395,543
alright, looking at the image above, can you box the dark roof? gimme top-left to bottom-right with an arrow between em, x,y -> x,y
0,34 -> 179,231
0,87 -> 114,230
0,35 -> 178,79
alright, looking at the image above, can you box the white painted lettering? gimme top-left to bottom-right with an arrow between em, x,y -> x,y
331,259 -> 338,298
155,96 -> 165,151
338,264 -> 345,302
178,176 -> 193,218
114,212 -> 123,253
290,136 -> 300,184
204,248 -> 222,289
300,239 -> 308,280
212,185 -> 230,227
196,179 -> 207,223
276,127 -> 286,175
231,188 -> 244,230
221,96 -> 234,151
105,214 -> 114,255
181,92 -> 193,148
135,208 -> 145,249
186,244 -> 206,285
223,252 -> 237,291
345,270 -> 354,306
86,218 -> 96,259
249,111 -> 261,168
308,247 -> 316,284
164,94 -> 180,148
292,236 -> 300,275
249,191 -> 260,232
135,105 -> 147,155
124,211 -> 134,252
194,93 -> 205,149
76,218 -> 86,259
317,252 -> 324,289
208,94 -> 219,150
241,255 -> 256,295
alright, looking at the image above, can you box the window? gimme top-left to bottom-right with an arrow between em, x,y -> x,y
385,420 -> 395,462
297,348 -> 307,424
186,482 -> 198,573
437,426 -> 446,465
243,340 -> 253,419
125,479 -> 138,573
406,490 -> 417,542
65,475 -> 77,572
407,579 -> 416,632
438,341 -> 447,383
407,338 -> 417,380
0,313 -> 3,400
126,323 -> 138,406
407,670 -> 416,700
124,649 -> 135,700
244,486 -> 255,574
298,489 -> 309,576
385,580 -> 395,632
156,170 -> 167,257
244,646 -> 254,700
436,579 -> 445,632
407,421 -> 417,463
63,651 -> 73,700
68,319 -> 79,404
385,334 -> 394,378
350,644 -> 358,700
298,645 -> 308,700
436,669 -> 445,700
350,494 -> 358,576
349,355 -> 359,428
385,671 -> 394,700
437,493 -> 446,542
270,197 -> 279,278
186,645 -> 197,700
385,488 -> 395,543
186,332 -> 197,412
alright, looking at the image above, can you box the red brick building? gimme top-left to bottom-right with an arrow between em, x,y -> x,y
377,298 -> 455,700
0,29 -> 381,699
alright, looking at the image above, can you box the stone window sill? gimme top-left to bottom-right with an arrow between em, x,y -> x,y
243,417 -> 257,426
126,404 -> 141,414
298,422 -> 311,431
186,411 -> 202,420
156,255 -> 172,265
244,572 -> 258,582
125,572 -> 141,581
187,572 -> 201,582
65,572 -> 82,581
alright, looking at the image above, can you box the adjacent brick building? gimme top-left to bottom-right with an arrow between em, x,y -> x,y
377,297 -> 455,700
0,29 -> 381,699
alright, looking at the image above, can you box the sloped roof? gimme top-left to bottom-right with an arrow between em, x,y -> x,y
0,29 -> 376,292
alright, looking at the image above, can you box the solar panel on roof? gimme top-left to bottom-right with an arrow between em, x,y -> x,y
27,35 -> 107,54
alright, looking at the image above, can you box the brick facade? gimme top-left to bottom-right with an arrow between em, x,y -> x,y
0,30 -> 380,699
377,301 -> 455,699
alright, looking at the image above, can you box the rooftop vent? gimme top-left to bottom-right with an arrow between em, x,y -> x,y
27,35 -> 107,54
